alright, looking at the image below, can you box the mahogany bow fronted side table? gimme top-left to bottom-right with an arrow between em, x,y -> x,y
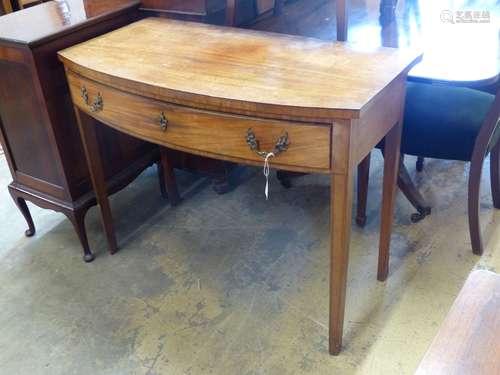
58,18 -> 421,354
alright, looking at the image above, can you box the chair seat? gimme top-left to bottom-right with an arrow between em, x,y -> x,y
379,82 -> 496,161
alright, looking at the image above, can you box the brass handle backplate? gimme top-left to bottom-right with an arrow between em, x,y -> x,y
246,128 -> 289,158
159,112 -> 168,131
81,86 -> 103,113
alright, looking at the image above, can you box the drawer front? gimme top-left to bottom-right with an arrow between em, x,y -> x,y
67,72 -> 331,172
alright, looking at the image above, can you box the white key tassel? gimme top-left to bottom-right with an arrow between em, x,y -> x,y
263,152 -> 275,200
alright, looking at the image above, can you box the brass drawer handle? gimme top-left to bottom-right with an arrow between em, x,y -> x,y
80,86 -> 103,113
81,86 -> 89,104
246,128 -> 289,158
90,93 -> 103,112
159,112 -> 168,131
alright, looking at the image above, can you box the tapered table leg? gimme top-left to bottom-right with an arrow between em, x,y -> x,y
329,122 -> 355,355
329,170 -> 354,355
75,109 -> 118,255
377,120 -> 402,281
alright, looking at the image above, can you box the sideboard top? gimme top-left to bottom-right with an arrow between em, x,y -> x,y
59,18 -> 421,120
0,0 -> 139,46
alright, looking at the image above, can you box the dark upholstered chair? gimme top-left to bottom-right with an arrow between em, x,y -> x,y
357,81 -> 500,255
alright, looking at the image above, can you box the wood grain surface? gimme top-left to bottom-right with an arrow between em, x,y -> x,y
58,18 -> 421,121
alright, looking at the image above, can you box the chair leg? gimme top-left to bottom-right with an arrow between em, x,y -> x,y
490,141 -> 500,209
159,147 -> 181,206
468,157 -> 484,255
157,161 -> 168,199
356,153 -> 371,227
416,156 -> 425,172
356,152 -> 431,227
397,158 -> 431,222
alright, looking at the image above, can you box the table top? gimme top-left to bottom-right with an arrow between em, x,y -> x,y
58,17 -> 421,121
416,270 -> 500,375
0,0 -> 139,46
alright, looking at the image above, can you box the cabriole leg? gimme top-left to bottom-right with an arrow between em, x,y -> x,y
67,210 -> 94,263
9,187 -> 35,237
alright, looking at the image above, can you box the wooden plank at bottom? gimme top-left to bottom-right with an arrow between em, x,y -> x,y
416,270 -> 500,375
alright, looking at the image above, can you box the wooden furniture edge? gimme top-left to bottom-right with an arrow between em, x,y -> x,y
57,59 -> 361,122
415,270 -> 500,374
0,1 -> 141,47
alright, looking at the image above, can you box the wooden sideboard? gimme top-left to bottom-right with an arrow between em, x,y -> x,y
0,0 -> 161,262
0,0 -> 260,262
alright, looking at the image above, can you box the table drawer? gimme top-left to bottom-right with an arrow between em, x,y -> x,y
67,72 -> 331,172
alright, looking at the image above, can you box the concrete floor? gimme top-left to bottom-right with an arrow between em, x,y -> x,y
0,151 -> 499,375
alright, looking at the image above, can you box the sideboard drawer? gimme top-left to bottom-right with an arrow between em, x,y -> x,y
67,72 -> 331,172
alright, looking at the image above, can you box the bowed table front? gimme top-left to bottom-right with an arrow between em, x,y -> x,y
58,18 -> 421,354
